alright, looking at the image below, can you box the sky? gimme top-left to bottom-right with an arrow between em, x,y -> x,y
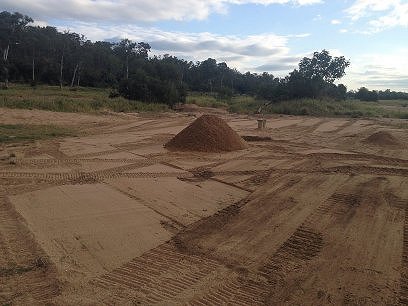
2,0 -> 408,91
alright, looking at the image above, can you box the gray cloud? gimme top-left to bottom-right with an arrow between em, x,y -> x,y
57,22 -> 300,76
365,78 -> 408,89
343,50 -> 408,91
254,58 -> 300,72
150,40 -> 196,53
2,0 -> 322,23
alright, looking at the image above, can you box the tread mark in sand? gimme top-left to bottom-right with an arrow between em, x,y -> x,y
187,196 -> 323,306
0,196 -> 60,303
259,226 -> 323,285
385,193 -> 408,211
92,243 -> 222,304
399,204 -> 408,305
15,158 -> 149,165
72,149 -> 123,158
0,170 -> 193,182
318,193 -> 361,217
0,169 -> 268,183
187,278 -> 269,306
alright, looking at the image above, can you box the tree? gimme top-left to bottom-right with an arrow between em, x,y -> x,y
113,39 -> 150,80
0,12 -> 32,87
298,50 -> 350,83
356,87 -> 378,101
294,50 -> 350,98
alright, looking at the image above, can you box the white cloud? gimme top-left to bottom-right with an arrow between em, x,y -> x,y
1,0 -> 322,23
345,0 -> 408,33
30,20 -> 48,27
61,22 -> 307,75
342,48 -> 408,91
339,29 -> 348,33
331,19 -> 341,25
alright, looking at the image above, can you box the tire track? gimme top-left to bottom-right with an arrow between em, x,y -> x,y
234,151 -> 408,168
0,196 -> 60,304
399,201 -> 408,305
93,243 -> 222,304
187,278 -> 268,306
72,149 -> 123,158
259,226 -> 324,287
0,169 -> 267,183
385,193 -> 408,211
93,197 -> 255,304
321,165 -> 408,177
185,189 -> 325,305
0,160 -> 164,182
257,177 -> 385,304
15,157 -> 148,165
308,152 -> 408,167
3,165 -> 407,183
0,170 -> 194,182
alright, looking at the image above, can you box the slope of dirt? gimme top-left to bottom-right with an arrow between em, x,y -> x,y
364,130 -> 401,147
165,114 -> 247,152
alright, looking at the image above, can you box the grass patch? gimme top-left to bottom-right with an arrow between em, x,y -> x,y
0,124 -> 75,143
3,86 -> 408,119
264,99 -> 408,118
0,84 -> 168,113
228,96 -> 261,114
186,94 -> 228,108
187,94 -> 260,113
226,96 -> 408,119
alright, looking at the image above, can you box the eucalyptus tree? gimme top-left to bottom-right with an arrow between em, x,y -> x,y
0,11 -> 32,88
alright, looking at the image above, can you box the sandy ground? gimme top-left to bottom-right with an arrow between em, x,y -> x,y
1,107 -> 408,305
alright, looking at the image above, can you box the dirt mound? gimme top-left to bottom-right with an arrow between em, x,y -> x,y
165,114 -> 247,152
364,131 -> 401,147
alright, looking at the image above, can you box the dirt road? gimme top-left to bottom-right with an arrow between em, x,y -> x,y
1,108 -> 407,305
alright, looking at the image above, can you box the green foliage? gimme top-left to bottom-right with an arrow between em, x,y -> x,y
2,10 -> 407,110
186,94 -> 408,119
261,99 -> 408,118
188,92 -> 408,119
228,96 -> 261,113
298,49 -> 350,83
284,50 -> 350,100
0,85 -> 169,113
355,87 -> 379,101
186,94 -> 260,112
186,94 -> 228,108
118,77 -> 186,106
0,11 -> 357,105
377,89 -> 408,100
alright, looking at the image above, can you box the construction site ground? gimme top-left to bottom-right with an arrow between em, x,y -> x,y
1,107 -> 408,305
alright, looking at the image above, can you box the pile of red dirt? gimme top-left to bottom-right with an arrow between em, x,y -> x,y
165,114 -> 247,152
363,131 -> 401,147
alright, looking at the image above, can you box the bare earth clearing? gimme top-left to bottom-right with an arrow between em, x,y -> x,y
1,107 -> 408,305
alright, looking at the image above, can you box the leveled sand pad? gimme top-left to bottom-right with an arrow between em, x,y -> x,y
8,177 -> 249,276
106,177 -> 249,226
10,184 -> 172,276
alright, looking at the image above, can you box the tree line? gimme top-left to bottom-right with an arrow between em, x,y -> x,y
348,87 -> 408,102
4,11 -> 403,107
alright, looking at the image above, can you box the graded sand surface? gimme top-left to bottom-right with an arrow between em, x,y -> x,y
1,107 -> 408,305
10,184 -> 172,275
